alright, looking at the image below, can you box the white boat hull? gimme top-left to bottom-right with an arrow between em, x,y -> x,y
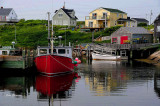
92,53 -> 121,60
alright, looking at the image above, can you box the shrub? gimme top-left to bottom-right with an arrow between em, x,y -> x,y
138,23 -> 147,27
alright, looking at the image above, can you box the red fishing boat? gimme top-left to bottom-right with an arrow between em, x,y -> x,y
34,46 -> 75,75
34,12 -> 80,75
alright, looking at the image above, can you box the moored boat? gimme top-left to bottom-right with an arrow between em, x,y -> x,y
34,12 -> 81,75
92,52 -> 121,60
34,46 -> 75,75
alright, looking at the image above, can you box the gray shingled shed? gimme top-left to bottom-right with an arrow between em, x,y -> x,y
111,27 -> 153,44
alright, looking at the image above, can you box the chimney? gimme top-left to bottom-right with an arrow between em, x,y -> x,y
1,7 -> 3,9
63,2 -> 65,9
127,17 -> 130,19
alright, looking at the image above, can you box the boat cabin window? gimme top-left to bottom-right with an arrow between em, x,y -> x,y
58,49 -> 65,54
53,49 -> 57,54
49,49 -> 57,54
2,51 -> 7,55
39,49 -> 47,55
67,50 -> 69,54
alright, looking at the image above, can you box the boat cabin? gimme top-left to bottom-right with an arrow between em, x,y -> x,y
37,46 -> 73,59
0,46 -> 22,56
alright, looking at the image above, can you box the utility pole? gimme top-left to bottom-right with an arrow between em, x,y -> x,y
92,30 -> 94,43
15,24 -> 17,43
105,13 -> 107,28
150,10 -> 153,25
146,14 -> 148,20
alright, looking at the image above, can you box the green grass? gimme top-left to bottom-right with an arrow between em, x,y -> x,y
0,20 -> 120,48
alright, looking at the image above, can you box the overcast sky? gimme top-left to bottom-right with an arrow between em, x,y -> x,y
0,0 -> 159,23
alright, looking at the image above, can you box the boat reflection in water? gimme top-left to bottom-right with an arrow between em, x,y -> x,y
35,72 -> 80,102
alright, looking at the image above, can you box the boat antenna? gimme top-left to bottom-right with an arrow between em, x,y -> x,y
50,12 -> 54,54
47,12 -> 50,46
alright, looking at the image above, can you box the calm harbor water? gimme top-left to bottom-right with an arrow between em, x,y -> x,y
0,60 -> 160,106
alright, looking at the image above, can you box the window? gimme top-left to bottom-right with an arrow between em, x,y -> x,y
112,37 -> 117,43
2,16 -> 5,21
58,13 -> 63,17
58,49 -> 65,54
49,49 -> 57,54
89,22 -> 93,27
92,13 -> 97,19
128,22 -> 130,27
103,13 -> 107,19
40,49 -> 47,55
122,14 -> 123,18
2,51 -> 7,55
67,50 -> 69,54
53,49 -> 57,54
157,26 -> 160,32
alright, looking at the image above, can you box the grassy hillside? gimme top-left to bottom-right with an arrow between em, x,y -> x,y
0,20 -> 121,48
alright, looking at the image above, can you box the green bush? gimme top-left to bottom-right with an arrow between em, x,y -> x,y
138,23 -> 147,27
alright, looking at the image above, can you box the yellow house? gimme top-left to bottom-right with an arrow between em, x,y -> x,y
85,7 -> 133,28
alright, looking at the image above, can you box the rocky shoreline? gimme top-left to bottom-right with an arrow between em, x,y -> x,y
136,50 -> 160,66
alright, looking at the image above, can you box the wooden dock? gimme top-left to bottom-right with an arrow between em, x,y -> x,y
0,49 -> 36,69
74,43 -> 160,60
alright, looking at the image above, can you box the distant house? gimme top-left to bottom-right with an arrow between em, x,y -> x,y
95,36 -> 111,41
52,7 -> 78,26
154,14 -> 160,42
0,7 -> 18,24
111,27 -> 153,44
116,17 -> 135,27
131,18 -> 149,27
84,7 -> 134,29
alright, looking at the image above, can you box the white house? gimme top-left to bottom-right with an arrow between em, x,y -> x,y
52,6 -> 78,26
131,18 -> 149,27
0,7 -> 18,22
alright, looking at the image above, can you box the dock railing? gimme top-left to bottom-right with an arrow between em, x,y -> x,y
102,43 -> 154,50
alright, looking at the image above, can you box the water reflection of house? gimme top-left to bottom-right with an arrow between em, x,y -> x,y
84,61 -> 154,96
84,61 -> 128,96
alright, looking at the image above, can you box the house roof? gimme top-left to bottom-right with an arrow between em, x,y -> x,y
154,14 -> 160,23
102,7 -> 126,14
117,18 -> 133,22
61,8 -> 78,20
0,8 -> 12,16
122,27 -> 151,34
131,18 -> 149,22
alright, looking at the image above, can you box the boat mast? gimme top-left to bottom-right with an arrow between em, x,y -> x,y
47,12 -> 51,47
